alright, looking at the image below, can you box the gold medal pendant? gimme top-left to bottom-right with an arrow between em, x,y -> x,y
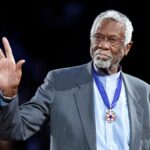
105,110 -> 116,123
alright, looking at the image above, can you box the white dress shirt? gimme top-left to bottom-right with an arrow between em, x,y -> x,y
93,71 -> 130,150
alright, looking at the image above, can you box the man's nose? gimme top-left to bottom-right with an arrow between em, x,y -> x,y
98,38 -> 110,49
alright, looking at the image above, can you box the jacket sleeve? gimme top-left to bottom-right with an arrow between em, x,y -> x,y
0,71 -> 55,141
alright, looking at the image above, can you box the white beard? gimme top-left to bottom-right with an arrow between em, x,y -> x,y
93,55 -> 111,68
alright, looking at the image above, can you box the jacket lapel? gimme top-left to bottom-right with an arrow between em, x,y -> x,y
73,64 -> 144,150
122,74 -> 143,150
74,62 -> 96,150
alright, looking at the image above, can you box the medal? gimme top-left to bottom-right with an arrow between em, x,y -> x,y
92,67 -> 122,123
105,110 -> 116,123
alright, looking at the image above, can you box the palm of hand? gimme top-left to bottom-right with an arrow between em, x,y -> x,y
0,57 -> 19,91
0,37 -> 25,96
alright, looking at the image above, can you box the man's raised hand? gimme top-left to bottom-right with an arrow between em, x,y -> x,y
0,37 -> 25,98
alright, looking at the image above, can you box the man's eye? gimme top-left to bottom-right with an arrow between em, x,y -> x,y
109,39 -> 116,42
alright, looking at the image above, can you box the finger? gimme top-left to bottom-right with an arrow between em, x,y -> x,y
2,37 -> 15,63
16,59 -> 26,72
0,48 -> 5,59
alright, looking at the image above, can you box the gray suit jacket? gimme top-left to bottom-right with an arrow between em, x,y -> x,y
0,62 -> 150,150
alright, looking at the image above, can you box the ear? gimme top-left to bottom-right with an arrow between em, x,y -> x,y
89,41 -> 93,56
124,41 -> 133,55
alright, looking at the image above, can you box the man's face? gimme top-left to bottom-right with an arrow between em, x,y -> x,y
90,19 -> 131,72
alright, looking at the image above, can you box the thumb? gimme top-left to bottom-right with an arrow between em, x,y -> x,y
16,59 -> 26,71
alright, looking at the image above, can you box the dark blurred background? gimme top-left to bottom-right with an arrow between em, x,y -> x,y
0,0 -> 149,150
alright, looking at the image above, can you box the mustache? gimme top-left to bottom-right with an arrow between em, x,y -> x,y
94,49 -> 112,58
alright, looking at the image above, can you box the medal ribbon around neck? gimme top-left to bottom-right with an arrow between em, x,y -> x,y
92,68 -> 122,122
